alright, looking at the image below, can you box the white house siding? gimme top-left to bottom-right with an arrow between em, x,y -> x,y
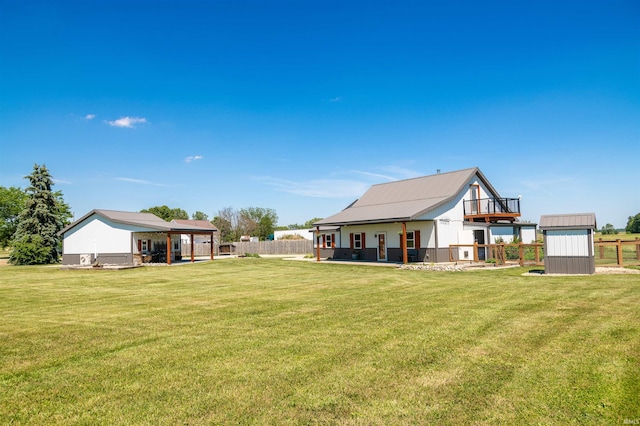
521,226 -> 537,244
545,230 -> 591,257
457,229 -> 474,260
63,216 -> 139,254
339,222 -> 434,250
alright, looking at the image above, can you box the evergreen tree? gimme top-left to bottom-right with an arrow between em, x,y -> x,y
9,164 -> 69,265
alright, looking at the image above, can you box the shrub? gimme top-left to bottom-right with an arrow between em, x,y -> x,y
9,235 -> 52,265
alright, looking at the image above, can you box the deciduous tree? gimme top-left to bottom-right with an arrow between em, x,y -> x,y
626,213 -> 640,234
0,186 -> 27,249
600,223 -> 618,235
141,205 -> 188,222
239,207 -> 278,241
212,207 -> 239,243
192,211 -> 208,221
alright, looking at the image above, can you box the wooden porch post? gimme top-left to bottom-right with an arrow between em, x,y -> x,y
210,232 -> 215,261
316,226 -> 320,262
190,233 -> 195,262
167,233 -> 172,265
401,222 -> 408,264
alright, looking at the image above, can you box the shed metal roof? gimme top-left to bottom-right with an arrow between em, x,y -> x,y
315,167 -> 499,226
539,213 -> 597,230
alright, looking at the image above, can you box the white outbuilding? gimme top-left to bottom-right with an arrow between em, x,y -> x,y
539,213 -> 597,274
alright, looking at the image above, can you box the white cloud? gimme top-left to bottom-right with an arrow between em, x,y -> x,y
107,116 -> 147,128
185,155 -> 203,163
349,170 -> 396,181
53,179 -> 72,185
257,177 -> 369,199
116,177 -> 169,187
85,114 -> 96,120
329,96 -> 342,102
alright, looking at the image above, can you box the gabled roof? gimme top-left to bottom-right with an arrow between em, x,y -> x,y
59,209 -> 217,235
315,167 -> 499,226
539,213 -> 597,230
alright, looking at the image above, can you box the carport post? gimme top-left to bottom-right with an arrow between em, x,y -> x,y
190,233 -> 195,262
167,233 -> 172,265
316,226 -> 320,262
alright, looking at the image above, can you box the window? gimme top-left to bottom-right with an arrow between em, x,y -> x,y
325,234 -> 332,248
141,239 -> 148,251
354,233 -> 362,249
173,240 -> 180,251
350,232 -> 366,249
406,231 -> 415,249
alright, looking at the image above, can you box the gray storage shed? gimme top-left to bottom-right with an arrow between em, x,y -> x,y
539,213 -> 597,274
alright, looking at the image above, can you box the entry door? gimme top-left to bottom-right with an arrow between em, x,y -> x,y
474,230 -> 486,261
377,232 -> 387,261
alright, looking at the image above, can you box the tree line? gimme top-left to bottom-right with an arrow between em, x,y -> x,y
11,164 -> 639,265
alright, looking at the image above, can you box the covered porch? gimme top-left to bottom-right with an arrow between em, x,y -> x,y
133,229 -> 215,265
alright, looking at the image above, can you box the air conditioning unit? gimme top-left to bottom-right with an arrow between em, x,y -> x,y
79,254 -> 92,266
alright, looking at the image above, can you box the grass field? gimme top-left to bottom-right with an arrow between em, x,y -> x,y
1,259 -> 639,424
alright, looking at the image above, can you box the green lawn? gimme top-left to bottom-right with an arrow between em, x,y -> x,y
1,259 -> 639,425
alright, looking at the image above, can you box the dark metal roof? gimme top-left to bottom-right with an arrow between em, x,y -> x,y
539,213 -> 597,230
315,167 -> 500,226
59,209 -> 216,235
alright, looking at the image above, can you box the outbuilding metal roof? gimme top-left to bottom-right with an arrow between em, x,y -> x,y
539,213 -> 597,230
59,209 -> 216,235
315,167 -> 499,226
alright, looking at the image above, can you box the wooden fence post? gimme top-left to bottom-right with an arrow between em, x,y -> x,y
599,238 -> 605,259
636,238 -> 640,261
617,239 -> 623,267
535,243 -> 541,265
519,242 -> 524,267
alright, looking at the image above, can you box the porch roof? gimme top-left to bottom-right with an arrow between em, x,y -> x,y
315,167 -> 499,226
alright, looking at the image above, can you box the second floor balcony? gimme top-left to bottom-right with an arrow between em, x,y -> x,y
463,197 -> 521,223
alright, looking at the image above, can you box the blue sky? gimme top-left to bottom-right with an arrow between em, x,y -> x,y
1,0 -> 638,228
